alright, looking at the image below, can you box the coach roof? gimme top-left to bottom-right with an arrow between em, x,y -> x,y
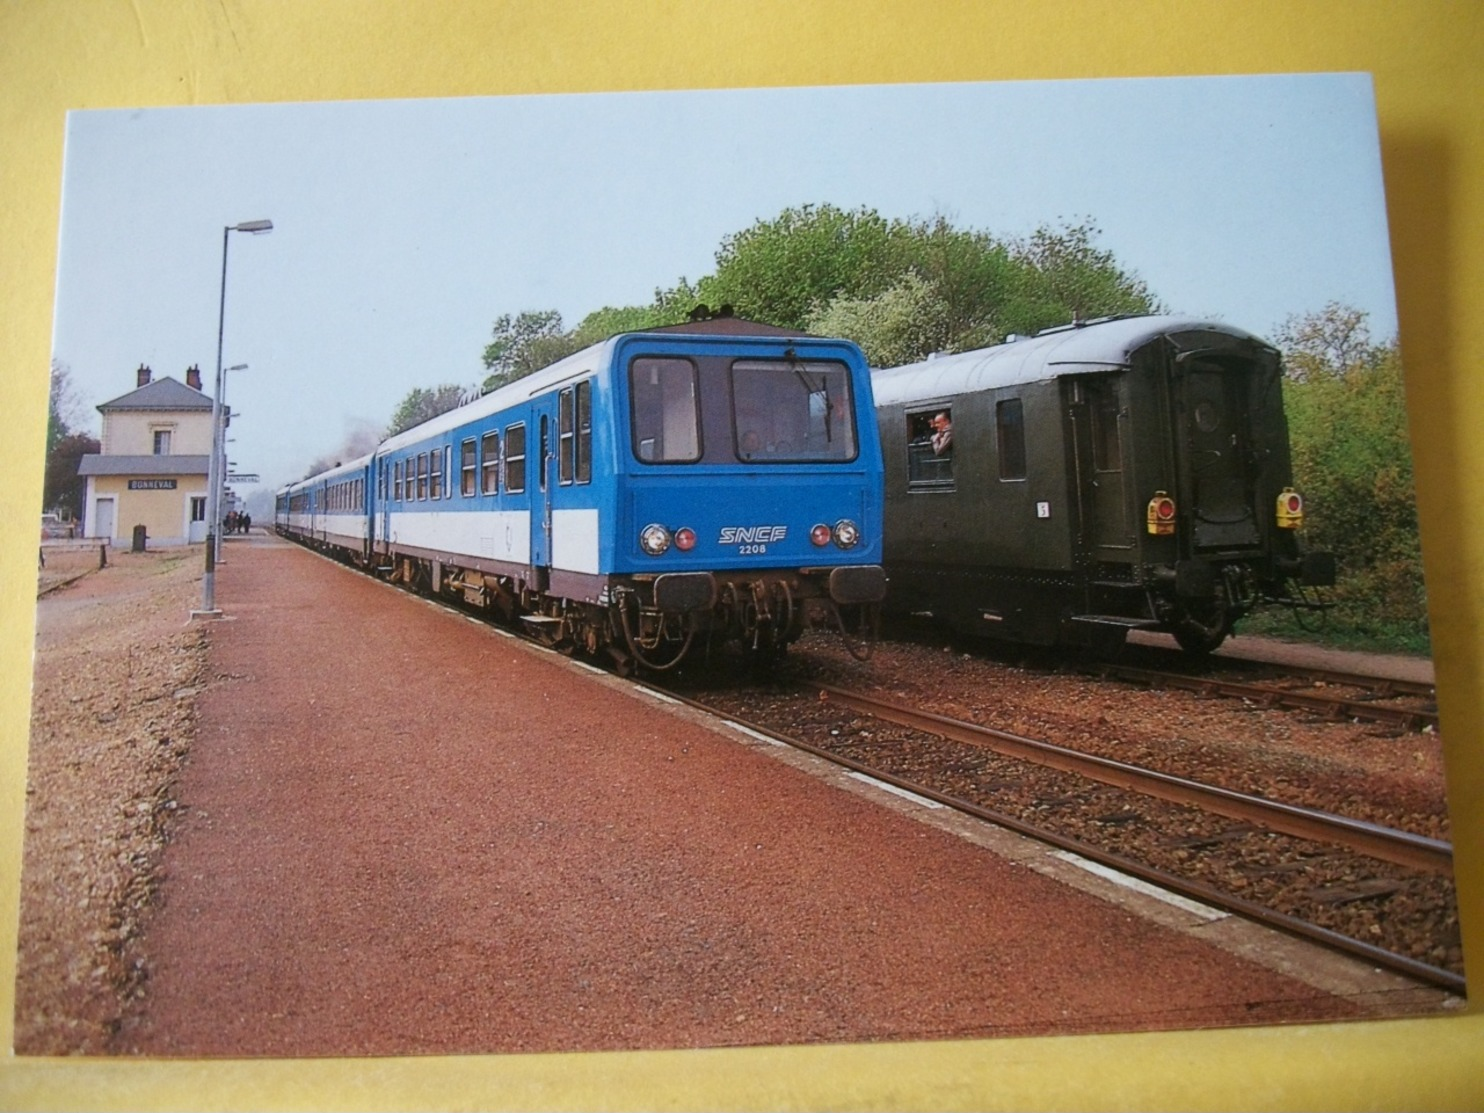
869,315 -> 1272,406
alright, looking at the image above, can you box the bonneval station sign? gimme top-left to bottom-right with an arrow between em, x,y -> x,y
128,479 -> 177,490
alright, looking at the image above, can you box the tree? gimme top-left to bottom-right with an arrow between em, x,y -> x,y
42,360 -> 96,519
806,272 -> 957,367
1278,306 -> 1425,646
476,208 -> 1161,383
44,431 -> 99,521
1003,219 -> 1161,334
47,359 -> 90,454
697,203 -> 910,329
1272,301 -> 1384,383
481,310 -> 585,393
386,384 -> 468,437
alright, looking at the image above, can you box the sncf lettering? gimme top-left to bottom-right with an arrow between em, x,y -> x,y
719,525 -> 788,544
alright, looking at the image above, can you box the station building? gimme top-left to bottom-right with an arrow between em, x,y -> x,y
76,364 -> 217,546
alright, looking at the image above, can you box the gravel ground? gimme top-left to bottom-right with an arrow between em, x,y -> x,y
14,539 -> 1452,1057
17,546 -> 206,1054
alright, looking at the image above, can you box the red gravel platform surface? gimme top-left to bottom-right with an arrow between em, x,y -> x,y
116,534 -> 1397,1057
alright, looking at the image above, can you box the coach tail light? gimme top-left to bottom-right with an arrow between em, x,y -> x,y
810,523 -> 833,547
639,523 -> 672,556
674,527 -> 697,552
1146,491 -> 1176,536
1276,487 -> 1304,529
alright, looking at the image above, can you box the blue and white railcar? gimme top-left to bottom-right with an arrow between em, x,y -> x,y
362,318 -> 885,669
274,454 -> 374,558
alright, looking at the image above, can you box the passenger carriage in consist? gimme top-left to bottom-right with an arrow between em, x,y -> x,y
871,315 -> 1335,654
277,316 -> 886,671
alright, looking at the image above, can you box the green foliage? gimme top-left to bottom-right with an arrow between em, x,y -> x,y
696,204 -> 909,330
1002,219 -> 1163,334
43,360 -> 96,518
44,431 -> 99,520
387,383 -> 468,437
806,272 -> 957,367
1278,306 -> 1427,652
481,310 -> 585,393
475,207 -> 1162,390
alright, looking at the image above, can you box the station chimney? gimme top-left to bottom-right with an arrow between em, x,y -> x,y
186,364 -> 202,391
136,364 -> 152,388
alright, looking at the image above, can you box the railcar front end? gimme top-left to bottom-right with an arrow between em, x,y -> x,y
604,329 -> 886,668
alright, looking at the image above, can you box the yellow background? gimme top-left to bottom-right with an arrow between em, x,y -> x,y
3,2 -> 1480,1108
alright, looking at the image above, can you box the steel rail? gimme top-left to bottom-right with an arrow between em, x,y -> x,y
816,683 -> 1452,876
650,682 -> 1464,996
1079,662 -> 1439,732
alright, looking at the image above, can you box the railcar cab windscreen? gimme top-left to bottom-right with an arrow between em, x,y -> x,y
276,314 -> 886,673
871,315 -> 1335,654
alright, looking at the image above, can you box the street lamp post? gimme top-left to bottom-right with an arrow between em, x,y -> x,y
197,219 -> 272,619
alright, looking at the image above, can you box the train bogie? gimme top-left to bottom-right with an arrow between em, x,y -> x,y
872,315 -> 1334,654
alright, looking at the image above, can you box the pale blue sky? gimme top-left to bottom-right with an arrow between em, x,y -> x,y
51,74 -> 1397,494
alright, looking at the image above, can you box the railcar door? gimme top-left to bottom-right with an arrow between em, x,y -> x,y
1176,358 -> 1260,549
1066,374 -> 1133,560
528,405 -> 555,588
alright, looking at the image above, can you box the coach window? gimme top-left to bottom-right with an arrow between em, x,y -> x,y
1091,384 -> 1122,473
461,439 -> 477,496
430,448 -> 444,499
417,453 -> 429,500
906,409 -> 954,488
444,446 -> 453,499
559,387 -> 575,484
539,415 -> 550,492
630,357 -> 700,463
505,423 -> 527,493
576,380 -> 592,482
997,398 -> 1027,480
481,431 -> 500,494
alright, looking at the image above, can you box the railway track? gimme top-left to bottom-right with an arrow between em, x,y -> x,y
1075,658 -> 1440,732
657,677 -> 1464,996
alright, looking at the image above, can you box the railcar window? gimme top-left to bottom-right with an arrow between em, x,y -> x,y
1092,388 -> 1122,472
392,461 -> 401,501
997,398 -> 1027,480
576,380 -> 592,483
417,453 -> 429,500
906,408 -> 954,487
481,431 -> 499,494
505,423 -> 527,493
429,448 -> 443,499
731,358 -> 856,462
461,439 -> 477,496
630,357 -> 700,463
539,415 -> 549,492
559,388 -> 575,484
